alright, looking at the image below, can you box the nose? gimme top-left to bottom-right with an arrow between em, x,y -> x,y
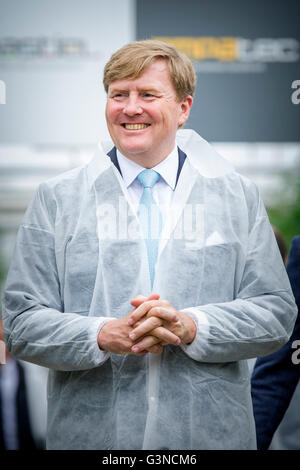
123,94 -> 143,116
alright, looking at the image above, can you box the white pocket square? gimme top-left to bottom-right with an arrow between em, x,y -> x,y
205,231 -> 225,246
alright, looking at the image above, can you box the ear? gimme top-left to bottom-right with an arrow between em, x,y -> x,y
178,95 -> 193,127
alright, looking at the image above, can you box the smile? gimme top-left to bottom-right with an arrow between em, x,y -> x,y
122,123 -> 150,130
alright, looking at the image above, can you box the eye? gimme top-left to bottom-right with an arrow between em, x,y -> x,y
143,92 -> 155,98
111,92 -> 126,100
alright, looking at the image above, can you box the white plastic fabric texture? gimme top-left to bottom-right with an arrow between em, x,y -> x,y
2,129 -> 297,450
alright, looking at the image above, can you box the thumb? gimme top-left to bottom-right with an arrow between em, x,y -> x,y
130,293 -> 160,307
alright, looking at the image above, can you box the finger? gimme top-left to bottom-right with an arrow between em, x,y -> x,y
131,335 -> 161,353
146,306 -> 179,323
147,326 -> 181,346
132,327 -> 181,353
147,344 -> 163,355
129,316 -> 163,340
127,300 -> 161,326
135,344 -> 163,355
130,293 -> 160,307
134,350 -> 149,356
148,293 -> 160,300
130,295 -> 147,306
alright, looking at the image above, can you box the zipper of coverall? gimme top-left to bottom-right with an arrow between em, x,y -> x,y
142,353 -> 161,449
142,262 -> 162,449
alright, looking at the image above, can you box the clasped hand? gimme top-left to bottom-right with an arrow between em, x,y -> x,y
97,294 -> 196,356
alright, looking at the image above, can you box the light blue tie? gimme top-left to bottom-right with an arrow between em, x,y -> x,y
137,169 -> 163,288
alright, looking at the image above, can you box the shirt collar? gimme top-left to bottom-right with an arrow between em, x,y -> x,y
116,145 -> 178,190
86,130 -> 235,189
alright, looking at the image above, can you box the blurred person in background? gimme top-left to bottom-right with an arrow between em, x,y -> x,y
0,317 -> 47,449
251,235 -> 300,449
1,40 -> 297,450
272,226 -> 288,266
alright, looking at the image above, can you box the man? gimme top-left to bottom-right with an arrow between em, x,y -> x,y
251,235 -> 300,449
2,40 -> 297,450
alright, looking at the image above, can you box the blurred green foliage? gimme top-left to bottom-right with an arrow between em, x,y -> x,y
267,173 -> 300,253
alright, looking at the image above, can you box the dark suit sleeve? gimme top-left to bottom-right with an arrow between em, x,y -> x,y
16,362 -> 37,449
251,235 -> 300,450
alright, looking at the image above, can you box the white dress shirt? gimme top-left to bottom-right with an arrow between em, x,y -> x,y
116,145 -> 178,223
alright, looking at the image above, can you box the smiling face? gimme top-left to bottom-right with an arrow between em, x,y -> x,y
105,59 -> 193,167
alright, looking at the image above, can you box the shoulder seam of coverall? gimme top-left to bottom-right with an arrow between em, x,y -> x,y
249,214 -> 268,230
246,215 -> 270,242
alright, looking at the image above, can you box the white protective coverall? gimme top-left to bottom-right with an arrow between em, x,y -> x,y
2,129 -> 297,450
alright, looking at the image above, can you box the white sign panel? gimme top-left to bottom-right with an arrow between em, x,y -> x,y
0,0 -> 135,144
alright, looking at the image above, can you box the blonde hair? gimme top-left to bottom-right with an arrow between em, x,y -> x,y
103,39 -> 196,102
